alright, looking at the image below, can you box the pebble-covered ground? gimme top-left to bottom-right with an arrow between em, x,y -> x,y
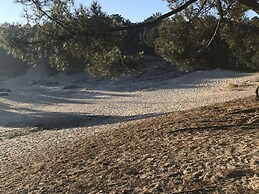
0,67 -> 259,193
0,96 -> 258,193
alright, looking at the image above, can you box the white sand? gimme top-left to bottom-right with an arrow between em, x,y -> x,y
0,65 -> 259,166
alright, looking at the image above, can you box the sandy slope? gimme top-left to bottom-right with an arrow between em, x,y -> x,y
1,96 -> 259,193
0,62 -> 259,177
0,67 -> 258,129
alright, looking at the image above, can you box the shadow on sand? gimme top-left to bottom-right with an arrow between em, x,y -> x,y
0,101 -> 164,139
0,68 -> 251,107
0,86 -> 135,105
0,109 -> 161,129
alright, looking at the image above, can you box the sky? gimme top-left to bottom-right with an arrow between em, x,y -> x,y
0,1 -> 257,24
0,0 -> 170,24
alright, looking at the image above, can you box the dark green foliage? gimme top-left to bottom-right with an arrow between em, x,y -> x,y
0,23 -> 39,65
0,1 -> 143,77
148,0 -> 258,72
0,47 -> 28,78
140,13 -> 162,55
1,0 -> 258,77
221,17 -> 259,71
153,14 -> 258,72
87,47 -> 143,77
155,15 -> 219,71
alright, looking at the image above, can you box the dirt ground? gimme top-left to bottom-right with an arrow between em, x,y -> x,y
0,96 -> 258,193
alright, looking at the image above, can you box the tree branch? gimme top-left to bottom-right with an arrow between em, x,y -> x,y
109,0 -> 199,31
187,0 -> 208,24
29,0 -> 75,35
206,0 -> 223,47
238,0 -> 259,14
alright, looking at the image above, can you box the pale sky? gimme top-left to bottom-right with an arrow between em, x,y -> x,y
0,1 -> 257,24
0,0 -> 170,24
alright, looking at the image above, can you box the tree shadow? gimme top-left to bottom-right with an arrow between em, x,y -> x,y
0,99 -> 167,141
0,86 -> 135,105
0,102 -> 164,137
90,69 -> 251,92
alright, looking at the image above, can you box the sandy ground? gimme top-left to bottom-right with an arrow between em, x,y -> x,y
0,61 -> 259,170
0,67 -> 258,128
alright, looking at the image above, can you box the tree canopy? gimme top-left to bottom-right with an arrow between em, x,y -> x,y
0,0 -> 258,76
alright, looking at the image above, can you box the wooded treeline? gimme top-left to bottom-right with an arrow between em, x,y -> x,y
0,0 -> 258,77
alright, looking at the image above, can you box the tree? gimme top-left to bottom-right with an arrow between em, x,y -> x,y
221,17 -> 259,71
153,0 -> 258,71
0,1 -> 143,77
139,13 -> 162,55
154,14 -> 259,72
1,0 -> 258,76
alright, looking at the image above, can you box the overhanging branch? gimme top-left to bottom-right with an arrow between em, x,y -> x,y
26,0 -> 75,35
206,0 -> 223,47
109,0 -> 199,31
187,0 -> 208,24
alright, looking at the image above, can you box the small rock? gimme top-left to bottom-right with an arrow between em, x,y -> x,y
127,168 -> 139,176
63,84 -> 80,90
0,92 -> 9,96
193,170 -> 203,179
42,80 -> 59,86
0,88 -> 11,92
28,80 -> 38,85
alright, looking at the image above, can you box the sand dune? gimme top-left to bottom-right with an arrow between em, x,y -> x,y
0,61 -> 258,174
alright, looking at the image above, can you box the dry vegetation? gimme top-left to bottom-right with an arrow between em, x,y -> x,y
0,96 -> 259,193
